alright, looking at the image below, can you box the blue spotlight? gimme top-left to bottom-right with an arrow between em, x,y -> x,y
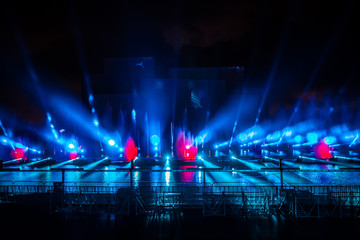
344,134 -> 354,140
284,129 -> 292,137
15,142 -> 24,148
195,136 -> 203,144
52,129 -> 58,139
306,132 -> 318,143
132,109 -> 136,121
119,148 -> 123,152
88,94 -> 94,103
108,139 -> 115,146
154,147 -> 158,151
266,134 -> 272,141
294,135 -> 302,143
93,119 -> 99,127
239,133 -> 247,141
46,113 -> 52,122
248,131 -> 256,138
68,143 -> 75,149
344,132 -> 356,141
330,124 -> 348,136
324,136 -> 336,145
150,135 -> 160,146
272,131 -> 281,140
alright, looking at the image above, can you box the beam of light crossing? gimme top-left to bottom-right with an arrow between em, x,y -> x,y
25,157 -> 52,166
262,156 -> 299,168
0,136 -> 41,156
0,120 -> 15,150
253,1 -> 299,126
286,3 -> 352,128
334,155 -> 360,161
231,157 -> 280,185
200,157 -> 233,184
3,158 -> 23,164
46,113 -> 59,141
298,155 -> 359,168
48,158 -> 79,168
83,157 -> 109,170
349,134 -> 359,147
231,157 -> 263,170
229,120 -> 238,147
258,156 -> 315,186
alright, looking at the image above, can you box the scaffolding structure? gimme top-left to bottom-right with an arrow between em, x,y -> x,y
1,184 -> 360,218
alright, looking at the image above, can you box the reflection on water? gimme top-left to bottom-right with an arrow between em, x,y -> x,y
165,169 -> 171,186
178,166 -> 196,183
150,166 -> 162,186
133,170 -> 140,187
1,158 -> 360,186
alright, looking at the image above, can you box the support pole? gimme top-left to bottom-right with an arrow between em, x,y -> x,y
203,168 -> 206,189
61,169 -> 65,184
130,160 -> 134,190
279,158 -> 283,190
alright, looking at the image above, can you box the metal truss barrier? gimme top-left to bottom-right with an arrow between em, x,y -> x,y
1,184 -> 360,218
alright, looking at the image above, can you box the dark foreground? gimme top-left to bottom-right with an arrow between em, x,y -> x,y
1,204 -> 360,240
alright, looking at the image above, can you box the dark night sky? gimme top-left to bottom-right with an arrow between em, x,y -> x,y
0,0 -> 359,125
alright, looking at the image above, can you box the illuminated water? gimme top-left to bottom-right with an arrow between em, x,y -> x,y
1,157 -> 360,186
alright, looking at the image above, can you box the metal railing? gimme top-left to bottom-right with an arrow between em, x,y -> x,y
1,167 -> 360,217
1,183 -> 360,217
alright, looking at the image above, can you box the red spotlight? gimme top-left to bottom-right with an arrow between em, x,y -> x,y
10,148 -> 25,160
314,140 -> 332,159
124,137 -> 138,162
69,152 -> 77,160
176,131 -> 197,161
